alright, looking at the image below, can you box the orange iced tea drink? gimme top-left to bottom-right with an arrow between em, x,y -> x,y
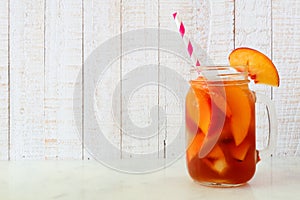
185,67 -> 257,186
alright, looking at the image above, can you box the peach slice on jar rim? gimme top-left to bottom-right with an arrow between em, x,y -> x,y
229,47 -> 280,87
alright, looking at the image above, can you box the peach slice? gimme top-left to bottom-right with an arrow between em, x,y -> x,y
208,86 -> 232,118
198,107 -> 227,158
187,82 -> 229,158
187,81 -> 231,133
186,80 -> 231,158
218,117 -> 233,141
186,131 -> 205,162
186,87 -> 211,135
185,104 -> 199,137
204,145 -> 228,174
225,86 -> 251,146
191,79 -> 232,118
207,144 -> 225,158
229,140 -> 251,161
229,47 -> 280,87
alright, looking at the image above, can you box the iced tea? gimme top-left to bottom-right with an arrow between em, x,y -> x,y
185,71 -> 257,186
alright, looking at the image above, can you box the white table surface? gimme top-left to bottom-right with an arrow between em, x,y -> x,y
0,157 -> 299,200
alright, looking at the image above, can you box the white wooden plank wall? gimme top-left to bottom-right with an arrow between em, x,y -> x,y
84,0 -> 121,160
0,0 -> 9,160
10,0 -> 45,160
272,0 -> 300,156
44,0 -> 82,159
207,0 -> 234,63
0,0 -> 299,160
121,0 -> 159,158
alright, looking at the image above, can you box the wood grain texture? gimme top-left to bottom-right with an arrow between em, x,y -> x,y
272,0 -> 300,156
44,0 -> 82,159
84,0 -> 121,160
10,0 -> 45,160
0,0 -> 9,160
193,0 -> 211,64
235,0 -> 272,151
207,0 -> 234,64
121,0 -> 160,159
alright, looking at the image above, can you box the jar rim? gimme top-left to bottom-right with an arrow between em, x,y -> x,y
189,65 -> 249,84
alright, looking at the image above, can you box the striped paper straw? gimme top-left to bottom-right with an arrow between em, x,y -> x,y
173,12 -> 201,68
172,12 -> 217,80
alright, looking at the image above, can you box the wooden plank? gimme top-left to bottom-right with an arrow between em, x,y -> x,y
235,0 -> 272,150
207,0 -> 234,63
44,0 -> 82,159
192,0 -> 212,64
272,0 -> 300,156
0,0 -> 9,160
10,0 -> 45,160
121,0 -> 160,161
83,0 -> 121,161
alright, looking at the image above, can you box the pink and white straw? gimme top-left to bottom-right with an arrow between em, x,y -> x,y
173,12 -> 201,67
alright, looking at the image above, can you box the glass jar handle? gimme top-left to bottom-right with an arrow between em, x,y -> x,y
255,92 -> 278,158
